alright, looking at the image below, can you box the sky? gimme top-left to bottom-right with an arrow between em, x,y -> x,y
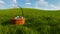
0,0 -> 60,10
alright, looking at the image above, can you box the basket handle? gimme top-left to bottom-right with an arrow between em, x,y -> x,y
11,6 -> 24,18
19,6 -> 24,17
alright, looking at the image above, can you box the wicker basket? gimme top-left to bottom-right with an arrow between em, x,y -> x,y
11,18 -> 25,25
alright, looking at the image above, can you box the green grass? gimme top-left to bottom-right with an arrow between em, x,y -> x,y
0,8 -> 60,34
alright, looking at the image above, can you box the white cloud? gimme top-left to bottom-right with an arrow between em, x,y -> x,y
35,0 -> 60,10
38,0 -> 48,7
25,0 -> 31,8
0,0 -> 5,9
25,3 -> 31,8
26,3 -> 31,5
12,0 -> 18,8
0,0 -> 5,4
25,0 -> 31,5
43,5 -> 60,10
50,5 -> 58,9
13,0 -> 17,3
48,5 -> 60,10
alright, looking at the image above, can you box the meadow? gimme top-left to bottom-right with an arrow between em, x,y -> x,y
0,8 -> 60,34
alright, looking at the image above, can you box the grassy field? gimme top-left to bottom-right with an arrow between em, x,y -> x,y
0,8 -> 60,34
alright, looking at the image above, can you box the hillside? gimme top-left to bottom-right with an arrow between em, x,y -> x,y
0,8 -> 60,34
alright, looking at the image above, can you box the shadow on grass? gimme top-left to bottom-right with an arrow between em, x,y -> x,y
1,20 -> 12,26
15,29 -> 24,34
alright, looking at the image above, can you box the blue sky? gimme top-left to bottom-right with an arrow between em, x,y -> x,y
0,0 -> 60,10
